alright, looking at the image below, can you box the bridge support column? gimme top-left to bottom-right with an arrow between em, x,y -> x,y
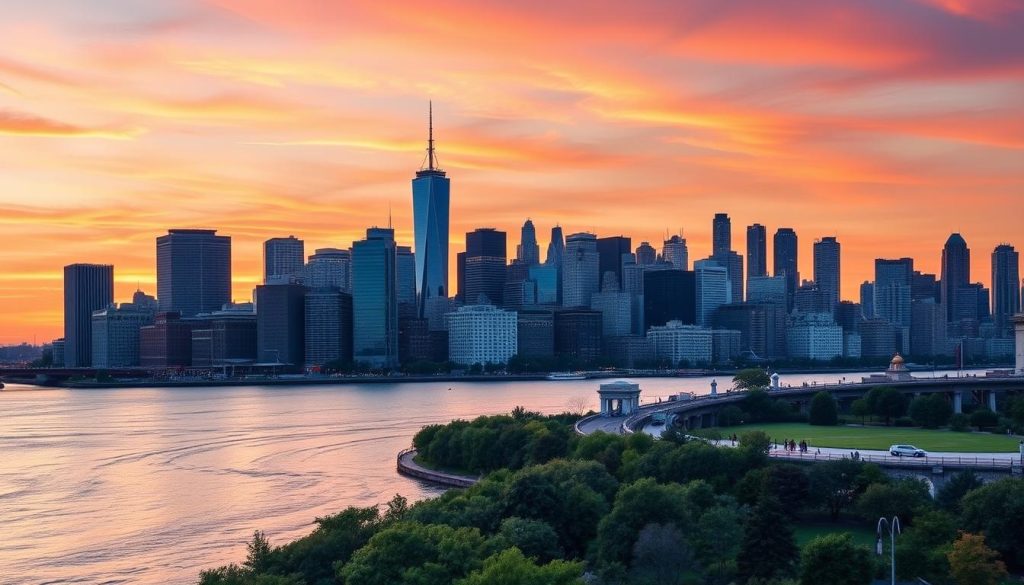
953,391 -> 963,414
988,391 -> 997,413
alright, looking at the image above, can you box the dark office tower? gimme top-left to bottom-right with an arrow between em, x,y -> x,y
963,282 -> 990,323
255,282 -> 306,368
396,246 -> 417,319
63,263 -> 114,367
563,233 -> 600,307
157,229 -> 231,317
503,260 -> 531,309
553,309 -> 603,365
662,234 -> 689,270
352,227 -> 399,368
773,228 -> 798,311
546,225 -> 565,266
860,281 -> 875,318
306,248 -> 351,291
992,244 -> 1020,334
746,224 -> 767,278
833,301 -> 861,333
712,213 -> 732,256
911,299 -> 947,358
874,258 -> 913,327
712,302 -> 787,359
516,219 -> 540,266
911,271 -> 940,302
597,236 -> 631,291
464,228 -> 507,305
643,270 -> 696,330
813,236 -> 841,310
304,288 -> 353,367
412,103 -> 451,319
456,252 -> 466,303
941,233 -> 970,323
517,309 -> 555,359
263,235 -> 304,283
794,281 -> 829,314
635,241 -> 657,266
859,318 -> 897,359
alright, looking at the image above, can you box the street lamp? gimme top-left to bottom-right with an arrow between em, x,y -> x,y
876,516 -> 901,585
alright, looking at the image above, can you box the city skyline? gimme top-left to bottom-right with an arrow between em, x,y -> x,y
3,0 -> 1024,343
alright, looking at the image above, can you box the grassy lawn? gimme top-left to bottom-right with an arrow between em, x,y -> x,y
711,422 -> 1020,452
794,522 -> 876,549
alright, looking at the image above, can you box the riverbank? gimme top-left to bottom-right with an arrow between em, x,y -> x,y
7,363 -> 1009,389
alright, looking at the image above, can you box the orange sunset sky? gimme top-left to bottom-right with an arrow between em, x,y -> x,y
1,0 -> 1023,344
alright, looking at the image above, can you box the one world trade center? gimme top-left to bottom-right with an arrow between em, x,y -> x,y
412,103 -> 450,329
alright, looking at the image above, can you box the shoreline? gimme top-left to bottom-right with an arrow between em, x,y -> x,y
1,363 -> 1010,390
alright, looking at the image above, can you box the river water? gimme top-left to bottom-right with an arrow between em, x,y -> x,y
0,369 -> 982,584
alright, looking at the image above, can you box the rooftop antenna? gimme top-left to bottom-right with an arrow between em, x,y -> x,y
428,101 -> 436,171
388,201 -> 393,229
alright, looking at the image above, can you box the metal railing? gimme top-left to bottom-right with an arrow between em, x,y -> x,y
766,449 -> 1020,470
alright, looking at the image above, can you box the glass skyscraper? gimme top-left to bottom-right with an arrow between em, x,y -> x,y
352,227 -> 399,368
773,227 -> 798,312
63,263 -> 114,367
746,223 -> 767,278
411,104 -> 450,320
813,236 -> 841,311
263,235 -> 304,283
156,229 -> 231,317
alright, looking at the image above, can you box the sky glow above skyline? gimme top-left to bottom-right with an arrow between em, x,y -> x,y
1,0 -> 1022,343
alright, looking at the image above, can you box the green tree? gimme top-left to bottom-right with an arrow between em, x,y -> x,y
498,517 -> 561,563
895,510 -> 957,583
908,394 -> 953,429
338,523 -> 490,585
947,532 -> 1008,585
809,459 -> 872,521
629,523 -> 700,585
969,408 -> 998,431
456,548 -> 583,585
734,368 -> 771,390
244,531 -> 272,573
735,464 -> 810,521
936,470 -> 983,513
850,398 -> 870,424
808,391 -> 838,426
690,504 -> 744,584
593,479 -> 699,567
856,478 -> 931,524
741,389 -> 774,422
959,478 -> 1024,569
949,412 -> 970,431
717,404 -> 745,426
198,566 -> 302,585
865,387 -> 907,425
799,533 -> 873,585
737,497 -> 798,582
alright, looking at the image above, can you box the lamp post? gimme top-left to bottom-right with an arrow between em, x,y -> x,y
876,516 -> 901,585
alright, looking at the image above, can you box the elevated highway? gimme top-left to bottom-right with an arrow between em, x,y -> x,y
576,373 -> 1024,476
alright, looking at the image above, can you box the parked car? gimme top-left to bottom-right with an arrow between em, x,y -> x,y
889,444 -> 927,457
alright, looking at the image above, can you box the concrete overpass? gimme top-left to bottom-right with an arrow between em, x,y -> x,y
575,371 -> 1024,477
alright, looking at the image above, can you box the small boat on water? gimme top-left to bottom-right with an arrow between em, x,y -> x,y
546,372 -> 586,381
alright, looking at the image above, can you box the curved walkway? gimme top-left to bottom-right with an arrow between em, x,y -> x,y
397,448 -> 479,488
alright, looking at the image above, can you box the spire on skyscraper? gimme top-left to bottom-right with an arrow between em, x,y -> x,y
421,101 -> 441,172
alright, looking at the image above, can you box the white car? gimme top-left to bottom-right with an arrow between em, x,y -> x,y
889,444 -> 927,457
